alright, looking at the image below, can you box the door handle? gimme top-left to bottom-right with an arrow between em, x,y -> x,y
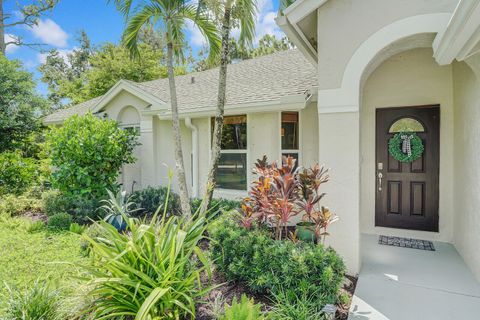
377,172 -> 383,192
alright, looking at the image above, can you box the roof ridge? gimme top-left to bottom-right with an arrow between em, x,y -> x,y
139,48 -> 299,86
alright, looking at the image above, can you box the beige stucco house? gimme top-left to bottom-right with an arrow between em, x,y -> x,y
44,0 -> 480,280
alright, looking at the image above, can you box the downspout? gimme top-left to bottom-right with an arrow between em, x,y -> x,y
185,117 -> 198,197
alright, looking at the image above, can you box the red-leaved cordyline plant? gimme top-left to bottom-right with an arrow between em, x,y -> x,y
269,156 -> 301,240
311,206 -> 339,245
298,164 -> 329,222
240,155 -> 339,243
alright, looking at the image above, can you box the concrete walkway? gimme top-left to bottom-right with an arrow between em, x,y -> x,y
348,234 -> 480,320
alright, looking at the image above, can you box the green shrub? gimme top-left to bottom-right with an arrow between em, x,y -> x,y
80,210 -> 213,319
46,113 -> 138,198
0,194 -> 43,218
209,213 -> 345,308
130,186 -> 181,217
26,220 -> 45,233
0,152 -> 37,195
69,222 -> 86,235
47,212 -> 72,230
268,288 -> 326,320
43,191 -> 102,223
2,280 -> 62,320
191,198 -> 241,216
218,294 -> 265,320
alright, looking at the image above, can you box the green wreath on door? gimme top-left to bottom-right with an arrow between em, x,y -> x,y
388,132 -> 424,163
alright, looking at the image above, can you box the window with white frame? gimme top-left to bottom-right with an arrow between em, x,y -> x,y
211,115 -> 247,190
281,112 -> 299,168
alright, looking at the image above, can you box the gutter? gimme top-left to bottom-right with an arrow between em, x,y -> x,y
184,117 -> 198,197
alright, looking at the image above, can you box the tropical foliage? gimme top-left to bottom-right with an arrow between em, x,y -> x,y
241,156 -> 338,243
100,189 -> 139,230
80,207 -> 213,319
46,113 -> 138,199
115,0 -> 221,218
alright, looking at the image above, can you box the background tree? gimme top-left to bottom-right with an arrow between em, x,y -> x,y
115,0 -> 220,217
0,55 -> 46,152
38,31 -> 92,109
194,34 -> 294,71
39,31 -> 187,108
0,0 -> 58,54
199,0 -> 257,211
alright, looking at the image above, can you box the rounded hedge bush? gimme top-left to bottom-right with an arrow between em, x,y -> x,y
47,212 -> 72,230
209,213 -> 346,307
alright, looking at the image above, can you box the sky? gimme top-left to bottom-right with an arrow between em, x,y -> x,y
4,0 -> 286,95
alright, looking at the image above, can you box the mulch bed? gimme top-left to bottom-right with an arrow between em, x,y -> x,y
22,211 -> 48,222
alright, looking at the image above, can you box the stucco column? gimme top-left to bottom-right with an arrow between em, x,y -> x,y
318,108 -> 361,275
140,115 -> 157,188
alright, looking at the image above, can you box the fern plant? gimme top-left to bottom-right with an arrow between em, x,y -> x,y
218,294 -> 265,320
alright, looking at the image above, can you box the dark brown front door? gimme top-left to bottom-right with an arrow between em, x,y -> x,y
375,106 -> 439,232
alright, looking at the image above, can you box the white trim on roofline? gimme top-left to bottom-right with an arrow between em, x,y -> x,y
433,0 -> 480,65
275,0 -> 330,66
154,91 -> 316,120
91,80 -> 167,114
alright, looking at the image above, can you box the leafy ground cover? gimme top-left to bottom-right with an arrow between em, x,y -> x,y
0,217 -> 86,308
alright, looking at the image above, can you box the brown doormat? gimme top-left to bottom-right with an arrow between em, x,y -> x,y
378,235 -> 435,251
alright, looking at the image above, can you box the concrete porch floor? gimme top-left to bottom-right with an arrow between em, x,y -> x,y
348,234 -> 480,320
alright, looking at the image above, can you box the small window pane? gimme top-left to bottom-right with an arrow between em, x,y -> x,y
216,153 -> 247,190
212,115 -> 247,150
389,117 -> 425,133
281,112 -> 299,150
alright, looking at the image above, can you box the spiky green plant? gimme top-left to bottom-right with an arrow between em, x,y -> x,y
2,280 -> 62,320
100,189 -> 139,230
79,182 -> 213,319
218,294 -> 265,320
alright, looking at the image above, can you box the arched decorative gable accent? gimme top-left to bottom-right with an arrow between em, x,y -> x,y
317,13 -> 452,113
118,106 -> 141,129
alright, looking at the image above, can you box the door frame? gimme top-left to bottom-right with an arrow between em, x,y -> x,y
374,105 -> 440,232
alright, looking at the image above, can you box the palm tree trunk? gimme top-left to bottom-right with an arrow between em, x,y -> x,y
200,4 -> 232,213
166,42 -> 191,217
0,0 -> 6,55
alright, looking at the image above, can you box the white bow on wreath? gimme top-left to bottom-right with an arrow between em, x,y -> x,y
400,134 -> 414,157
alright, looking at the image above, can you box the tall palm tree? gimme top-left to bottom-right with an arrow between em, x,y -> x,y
112,0 -> 220,217
200,0 -> 257,212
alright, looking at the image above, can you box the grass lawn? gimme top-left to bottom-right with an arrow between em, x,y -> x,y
0,217 -> 86,305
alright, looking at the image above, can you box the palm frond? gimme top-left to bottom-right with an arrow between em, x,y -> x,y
123,3 -> 164,58
183,4 -> 221,63
108,0 -> 135,17
235,0 -> 258,47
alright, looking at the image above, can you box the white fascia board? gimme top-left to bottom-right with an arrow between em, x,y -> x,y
276,15 -> 318,65
283,0 -> 328,24
155,95 -> 309,120
433,0 -> 480,65
91,80 -> 167,113
276,0 -> 329,65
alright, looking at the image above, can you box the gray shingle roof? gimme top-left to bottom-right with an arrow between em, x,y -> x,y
43,49 -> 316,124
